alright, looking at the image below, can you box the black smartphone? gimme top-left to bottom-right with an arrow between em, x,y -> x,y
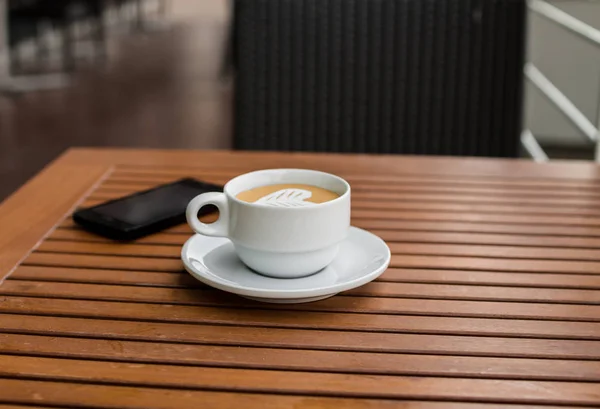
73,178 -> 222,241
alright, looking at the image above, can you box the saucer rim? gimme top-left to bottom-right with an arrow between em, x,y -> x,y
181,226 -> 391,299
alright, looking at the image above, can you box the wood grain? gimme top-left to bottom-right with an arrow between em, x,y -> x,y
0,378 -> 445,409
37,241 -> 182,258
0,406 -> 59,409
390,255 -> 600,274
0,378 -> 576,409
12,266 -> 200,287
23,253 -> 183,271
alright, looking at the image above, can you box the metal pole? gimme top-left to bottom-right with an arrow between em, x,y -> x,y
529,0 -> 600,47
525,63 -> 597,144
596,75 -> 600,162
521,129 -> 549,162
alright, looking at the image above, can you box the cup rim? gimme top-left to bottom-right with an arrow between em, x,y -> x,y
223,168 -> 350,210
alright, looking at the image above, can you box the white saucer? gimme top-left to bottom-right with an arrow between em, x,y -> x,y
181,226 -> 391,303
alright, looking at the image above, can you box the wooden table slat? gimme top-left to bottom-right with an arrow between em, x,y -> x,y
1,333 -> 599,382
0,378 -> 467,409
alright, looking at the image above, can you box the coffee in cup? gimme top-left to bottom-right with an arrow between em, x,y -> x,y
186,169 -> 351,278
236,184 -> 340,206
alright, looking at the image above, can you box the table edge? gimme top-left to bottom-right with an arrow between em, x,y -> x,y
0,152 -> 112,281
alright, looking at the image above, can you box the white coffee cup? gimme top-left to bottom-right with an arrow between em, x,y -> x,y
186,169 -> 351,278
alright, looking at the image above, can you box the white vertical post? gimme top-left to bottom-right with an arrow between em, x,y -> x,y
521,130 -> 549,162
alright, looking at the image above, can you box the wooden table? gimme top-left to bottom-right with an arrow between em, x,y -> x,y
1,148 -> 600,408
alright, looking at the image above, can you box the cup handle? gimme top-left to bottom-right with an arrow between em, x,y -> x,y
186,192 -> 229,237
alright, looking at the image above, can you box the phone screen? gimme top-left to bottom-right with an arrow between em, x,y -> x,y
93,181 -> 215,226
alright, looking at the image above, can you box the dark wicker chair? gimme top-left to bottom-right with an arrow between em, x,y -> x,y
231,0 -> 526,157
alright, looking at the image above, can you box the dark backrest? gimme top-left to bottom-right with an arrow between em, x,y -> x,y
232,0 -> 526,157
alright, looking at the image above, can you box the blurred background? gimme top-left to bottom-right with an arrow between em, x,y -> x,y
1,0 -> 599,201
0,0 -> 232,200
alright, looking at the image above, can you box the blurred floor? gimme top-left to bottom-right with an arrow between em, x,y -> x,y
0,0 -> 232,201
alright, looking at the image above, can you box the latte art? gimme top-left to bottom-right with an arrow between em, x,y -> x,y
256,188 -> 317,207
236,184 -> 340,206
